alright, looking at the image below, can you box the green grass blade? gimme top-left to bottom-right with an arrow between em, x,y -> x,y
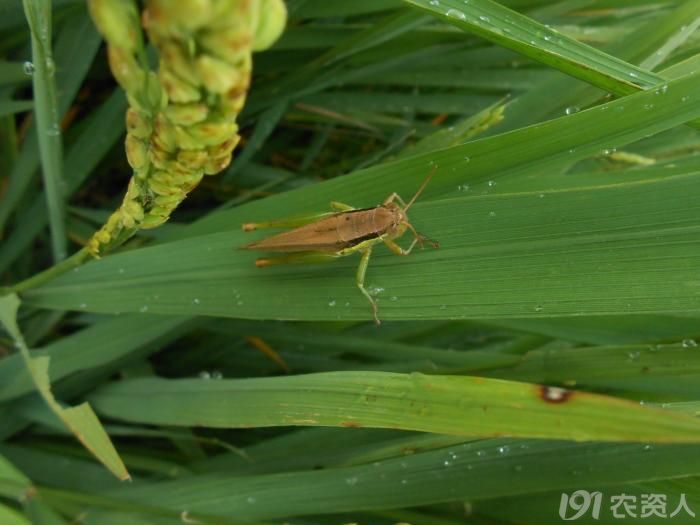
22,0 -> 66,261
105,439 -> 700,521
0,453 -> 30,499
0,314 -> 192,402
0,504 -> 30,525
403,0 -> 669,95
485,341 -> 700,384
24,171 -> 700,320
0,90 -> 127,274
0,5 -> 100,234
0,61 -> 30,86
488,315 -> 700,345
0,99 -> 33,117
90,372 -> 700,442
0,295 -> 129,481
21,70 -> 700,320
495,0 -> 700,132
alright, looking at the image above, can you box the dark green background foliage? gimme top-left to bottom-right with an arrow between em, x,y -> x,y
2,0 -> 700,523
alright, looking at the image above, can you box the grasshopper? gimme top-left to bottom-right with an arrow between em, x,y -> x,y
240,170 -> 438,324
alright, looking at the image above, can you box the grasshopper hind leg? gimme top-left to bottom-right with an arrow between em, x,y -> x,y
356,247 -> 380,325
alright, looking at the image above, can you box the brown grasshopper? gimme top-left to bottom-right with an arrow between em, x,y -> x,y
241,170 -> 438,324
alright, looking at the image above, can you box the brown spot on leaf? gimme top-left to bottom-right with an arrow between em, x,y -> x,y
340,420 -> 362,428
539,385 -> 573,404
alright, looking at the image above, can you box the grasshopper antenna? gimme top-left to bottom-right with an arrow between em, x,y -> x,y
405,165 -> 437,211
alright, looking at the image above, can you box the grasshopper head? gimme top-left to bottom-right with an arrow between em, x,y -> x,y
385,201 -> 410,237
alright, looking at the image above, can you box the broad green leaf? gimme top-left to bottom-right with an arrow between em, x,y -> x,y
22,71 -> 700,321
0,295 -> 129,481
90,372 -> 700,442
106,438 -> 700,521
25,170 -> 700,321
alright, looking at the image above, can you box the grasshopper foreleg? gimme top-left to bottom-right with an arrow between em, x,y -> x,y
384,238 -> 419,256
406,223 -> 440,249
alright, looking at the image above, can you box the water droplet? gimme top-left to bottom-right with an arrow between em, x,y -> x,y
79,303 -> 87,309
629,72 -> 639,78
236,300 -> 244,306
656,85 -> 668,95
538,193 -> 545,199
464,156 -> 470,162
390,296 -> 398,302
565,106 -> 579,115
246,496 -> 256,504
627,351 -> 640,361
643,444 -> 653,451
211,370 -> 223,379
23,61 -> 35,76
193,298 -> 201,305
429,0 -> 439,5
476,450 -> 486,457
682,95 -> 691,102
46,125 -> 61,137
478,15 -> 490,22
682,339 -> 698,348
643,103 -> 654,110
498,445 -> 510,454
346,476 -> 358,486
446,8 -> 466,20
457,184 -> 469,192
118,268 -> 125,274
400,479 -> 408,484
368,285 -> 385,296
44,58 -> 55,76
328,300 -> 336,307
443,460 -> 451,467
487,180 -> 497,187
488,211 -> 496,217
140,305 -> 149,312
199,371 -> 211,379
534,305 -> 544,312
